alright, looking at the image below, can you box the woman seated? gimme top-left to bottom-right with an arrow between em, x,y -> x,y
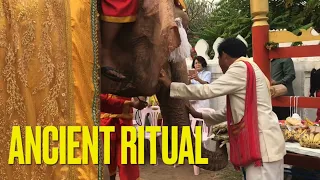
189,56 -> 212,109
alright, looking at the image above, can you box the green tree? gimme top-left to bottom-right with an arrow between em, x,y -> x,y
184,0 -> 216,45
188,0 -> 320,56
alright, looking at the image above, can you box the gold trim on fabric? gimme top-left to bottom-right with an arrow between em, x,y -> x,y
64,0 -> 75,179
101,113 -> 133,120
90,0 -> 103,177
100,15 -> 136,23
65,0 -> 74,132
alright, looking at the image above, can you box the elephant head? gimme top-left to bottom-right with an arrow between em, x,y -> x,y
100,0 -> 181,97
99,0 -> 229,171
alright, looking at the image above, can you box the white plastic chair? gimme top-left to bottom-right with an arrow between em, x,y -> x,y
133,107 -> 150,127
147,106 -> 162,165
134,106 -> 163,165
190,108 -> 216,175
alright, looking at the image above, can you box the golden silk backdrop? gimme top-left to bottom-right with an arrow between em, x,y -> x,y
0,0 -> 100,179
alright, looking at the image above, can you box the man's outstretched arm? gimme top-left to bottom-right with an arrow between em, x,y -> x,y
187,104 -> 226,126
163,62 -> 247,100
202,108 -> 227,126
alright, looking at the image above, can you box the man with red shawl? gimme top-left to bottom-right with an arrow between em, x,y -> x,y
100,94 -> 147,180
159,38 -> 286,180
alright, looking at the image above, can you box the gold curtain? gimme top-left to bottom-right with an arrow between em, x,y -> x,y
0,0 -> 99,179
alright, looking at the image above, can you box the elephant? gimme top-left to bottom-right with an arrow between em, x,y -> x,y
99,0 -> 229,171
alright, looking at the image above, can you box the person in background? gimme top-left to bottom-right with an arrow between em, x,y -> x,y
100,94 -> 147,180
310,68 -> 320,122
159,38 -> 285,180
271,58 -> 296,120
189,56 -> 212,109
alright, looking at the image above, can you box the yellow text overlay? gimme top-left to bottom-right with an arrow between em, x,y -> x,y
8,126 -> 208,165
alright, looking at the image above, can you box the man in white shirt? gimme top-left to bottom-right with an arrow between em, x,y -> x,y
159,38 -> 286,180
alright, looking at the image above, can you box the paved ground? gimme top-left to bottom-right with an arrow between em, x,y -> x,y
113,161 -> 243,180
139,162 -> 242,180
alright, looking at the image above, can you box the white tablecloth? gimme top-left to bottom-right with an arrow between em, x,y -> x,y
285,142 -> 320,158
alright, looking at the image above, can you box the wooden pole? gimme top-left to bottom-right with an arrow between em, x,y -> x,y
250,0 -> 270,80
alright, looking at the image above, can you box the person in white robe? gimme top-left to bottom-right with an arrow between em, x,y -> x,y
159,38 -> 286,180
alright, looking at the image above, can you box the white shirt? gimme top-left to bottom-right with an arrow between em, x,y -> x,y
190,70 -> 212,109
190,70 -> 212,84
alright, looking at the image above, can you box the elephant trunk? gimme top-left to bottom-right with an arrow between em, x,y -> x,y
157,61 -> 228,171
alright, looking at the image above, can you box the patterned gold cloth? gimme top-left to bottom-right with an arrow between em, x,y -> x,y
0,0 -> 99,179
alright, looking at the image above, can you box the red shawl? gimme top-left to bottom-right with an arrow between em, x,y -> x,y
226,61 -> 262,170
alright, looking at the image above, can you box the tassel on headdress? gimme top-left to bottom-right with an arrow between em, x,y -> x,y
169,17 -> 192,63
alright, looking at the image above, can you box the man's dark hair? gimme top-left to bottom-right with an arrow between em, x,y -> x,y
192,56 -> 207,68
217,38 -> 247,58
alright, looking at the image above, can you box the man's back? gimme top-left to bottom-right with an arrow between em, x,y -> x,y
231,61 -> 286,162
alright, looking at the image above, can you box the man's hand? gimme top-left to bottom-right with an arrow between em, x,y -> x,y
159,69 -> 172,88
131,99 -> 147,110
186,103 -> 202,119
271,79 -> 277,85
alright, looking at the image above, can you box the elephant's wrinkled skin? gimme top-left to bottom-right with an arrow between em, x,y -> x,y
99,1 -> 228,171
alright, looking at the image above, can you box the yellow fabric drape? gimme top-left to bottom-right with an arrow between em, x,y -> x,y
0,0 -> 99,179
